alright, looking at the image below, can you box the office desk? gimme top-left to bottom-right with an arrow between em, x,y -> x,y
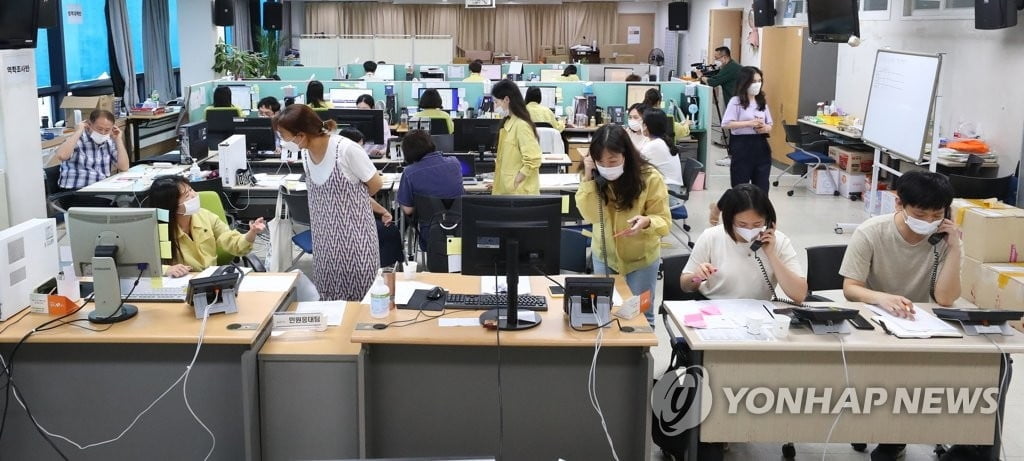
798,118 -> 863,140
0,272 -> 298,460
350,273 -> 656,460
665,301 -> 1022,458
126,111 -> 180,162
74,164 -> 190,203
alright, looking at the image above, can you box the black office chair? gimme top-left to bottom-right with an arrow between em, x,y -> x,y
431,134 -> 454,154
559,228 -> 590,274
429,118 -> 450,135
660,253 -> 694,305
773,124 -> 838,197
413,195 -> 462,273
42,165 -> 75,218
948,174 -> 1013,200
804,244 -> 848,302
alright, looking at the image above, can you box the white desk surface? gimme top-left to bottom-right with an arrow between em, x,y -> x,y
798,118 -> 862,140
667,300 -> 1024,354
207,152 -> 572,166
77,164 -> 190,194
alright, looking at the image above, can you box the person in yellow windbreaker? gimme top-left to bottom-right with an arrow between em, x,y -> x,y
489,80 -> 541,195
524,87 -> 564,132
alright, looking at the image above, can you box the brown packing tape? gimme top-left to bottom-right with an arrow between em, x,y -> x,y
997,272 -> 1024,289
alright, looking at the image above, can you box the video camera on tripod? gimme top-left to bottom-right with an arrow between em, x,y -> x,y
690,62 -> 719,79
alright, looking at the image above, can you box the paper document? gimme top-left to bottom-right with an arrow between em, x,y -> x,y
239,274 -> 295,293
438,318 -> 481,327
481,277 -> 533,295
295,301 -> 346,326
866,304 -> 962,338
696,329 -> 774,342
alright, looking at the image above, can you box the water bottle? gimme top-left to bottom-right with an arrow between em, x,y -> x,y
251,84 -> 260,111
369,274 -> 390,319
189,163 -> 202,181
399,110 -> 409,130
151,90 -> 159,104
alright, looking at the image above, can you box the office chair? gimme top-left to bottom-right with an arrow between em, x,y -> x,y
429,118 -> 450,135
660,253 -> 697,305
804,244 -> 848,302
413,194 -> 462,273
42,165 -> 75,219
773,124 -> 838,197
431,134 -> 454,154
668,158 -> 703,249
559,228 -> 590,274
198,191 -> 239,266
948,174 -> 1013,200
278,186 -> 313,271
536,127 -> 566,156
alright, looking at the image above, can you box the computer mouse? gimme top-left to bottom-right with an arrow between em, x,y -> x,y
426,286 -> 446,301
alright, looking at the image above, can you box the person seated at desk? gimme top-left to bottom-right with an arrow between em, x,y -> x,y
149,176 -> 265,277
306,80 -> 332,110
463,60 -> 486,82
412,89 -> 454,134
524,87 -> 564,132
257,96 -> 280,117
355,94 -> 392,152
361,61 -> 381,81
838,171 -> 962,461
639,108 -> 683,188
396,130 -> 464,251
626,103 -> 649,151
625,74 -> 642,82
558,65 -> 580,82
681,184 -> 806,303
55,109 -> 130,207
206,86 -> 243,117
642,88 -> 692,140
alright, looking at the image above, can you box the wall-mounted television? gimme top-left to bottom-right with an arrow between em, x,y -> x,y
0,0 -> 41,49
807,0 -> 861,43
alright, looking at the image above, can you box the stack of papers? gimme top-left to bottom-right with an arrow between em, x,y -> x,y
866,304 -> 962,338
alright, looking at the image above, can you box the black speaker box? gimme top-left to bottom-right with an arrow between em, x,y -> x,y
263,2 -> 282,31
214,0 -> 234,27
975,0 -> 1018,29
753,0 -> 777,27
668,2 -> 689,31
38,0 -> 58,28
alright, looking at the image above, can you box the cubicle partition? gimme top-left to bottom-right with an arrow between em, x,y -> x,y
275,63 -> 660,83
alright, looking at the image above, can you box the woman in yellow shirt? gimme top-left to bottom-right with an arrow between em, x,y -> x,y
150,176 -> 265,277
524,87 -> 564,132
305,80 -> 333,110
205,86 -> 243,117
412,88 -> 454,134
490,80 -> 542,195
576,124 -> 671,326
558,65 -> 580,81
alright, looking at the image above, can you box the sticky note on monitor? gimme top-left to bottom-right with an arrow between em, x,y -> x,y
446,237 -> 462,255
160,241 -> 172,259
561,195 -> 570,214
157,208 -> 170,223
158,224 -> 169,241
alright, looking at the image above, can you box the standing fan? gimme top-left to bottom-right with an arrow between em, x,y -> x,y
648,48 -> 665,66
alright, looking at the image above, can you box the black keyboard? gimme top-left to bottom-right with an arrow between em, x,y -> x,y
444,293 -> 548,311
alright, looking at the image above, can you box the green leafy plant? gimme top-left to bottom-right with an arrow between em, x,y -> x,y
257,30 -> 283,78
212,39 -> 266,79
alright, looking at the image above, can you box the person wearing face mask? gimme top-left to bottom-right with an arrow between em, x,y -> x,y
149,176 -> 265,277
839,171 -> 960,461
625,103 -> 649,150
489,79 -> 542,195
721,66 -> 773,192
55,109 -> 130,207
681,184 -> 806,302
576,125 -> 671,326
696,46 -> 741,167
354,94 -> 392,156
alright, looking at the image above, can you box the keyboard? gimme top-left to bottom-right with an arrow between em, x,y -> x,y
444,293 -> 548,311
120,279 -> 187,302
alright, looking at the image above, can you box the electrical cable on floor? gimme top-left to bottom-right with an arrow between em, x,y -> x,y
984,334 -> 1011,461
821,333 -> 850,461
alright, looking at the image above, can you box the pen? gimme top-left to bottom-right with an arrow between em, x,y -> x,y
763,304 -> 775,319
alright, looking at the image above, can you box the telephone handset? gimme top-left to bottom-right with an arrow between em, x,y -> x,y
927,207 -> 952,246
749,239 -> 763,252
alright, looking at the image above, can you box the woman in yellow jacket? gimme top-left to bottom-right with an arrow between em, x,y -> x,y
412,88 -> 455,134
524,87 -> 564,132
490,80 -> 541,195
150,176 -> 265,277
576,124 -> 671,326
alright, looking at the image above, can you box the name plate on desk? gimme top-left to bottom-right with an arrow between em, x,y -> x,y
272,312 -> 326,332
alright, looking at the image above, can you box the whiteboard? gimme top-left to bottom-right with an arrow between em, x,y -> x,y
861,50 -> 942,162
300,38 -> 339,67
374,38 -> 414,66
338,38 -> 375,66
413,37 -> 454,64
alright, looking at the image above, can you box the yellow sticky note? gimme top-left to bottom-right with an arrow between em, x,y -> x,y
160,241 -> 172,259
150,277 -> 164,289
561,195 -> 570,214
158,224 -> 169,241
156,208 -> 170,223
446,237 -> 462,255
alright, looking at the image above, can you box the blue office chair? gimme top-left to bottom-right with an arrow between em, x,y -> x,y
278,186 -> 313,270
668,158 -> 703,249
773,124 -> 839,197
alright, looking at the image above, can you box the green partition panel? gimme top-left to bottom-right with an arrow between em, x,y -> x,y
276,66 -> 336,81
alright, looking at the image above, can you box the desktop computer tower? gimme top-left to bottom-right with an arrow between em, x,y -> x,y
218,135 -> 248,187
180,121 -> 209,161
0,219 -> 59,321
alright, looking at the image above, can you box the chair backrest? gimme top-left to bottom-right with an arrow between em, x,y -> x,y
43,165 -> 62,197
661,253 -> 691,302
279,187 -> 311,226
559,228 -> 589,273
676,157 -> 703,201
783,124 -> 803,144
429,118 -> 449,135
948,174 -> 1013,200
198,191 -> 227,223
537,127 -> 565,156
413,195 -> 463,272
432,134 -> 455,154
805,244 -> 848,293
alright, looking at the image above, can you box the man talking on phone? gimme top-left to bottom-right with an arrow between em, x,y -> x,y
838,170 -> 961,461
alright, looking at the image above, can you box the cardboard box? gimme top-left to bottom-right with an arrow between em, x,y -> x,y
864,190 -> 898,215
807,166 -> 839,195
961,259 -> 1024,310
950,198 -> 1011,226
837,170 -> 866,196
960,206 -> 1024,263
60,95 -> 114,125
541,45 -> 554,55
555,45 -> 568,55
829,145 -> 874,173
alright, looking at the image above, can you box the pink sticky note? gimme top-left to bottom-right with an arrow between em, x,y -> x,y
700,305 -> 721,315
683,313 -> 707,328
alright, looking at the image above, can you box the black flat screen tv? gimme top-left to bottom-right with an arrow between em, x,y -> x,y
0,0 -> 41,49
807,0 -> 861,43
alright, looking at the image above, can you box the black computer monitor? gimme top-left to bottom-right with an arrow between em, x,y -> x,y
320,108 -> 385,145
445,153 -> 477,177
233,117 -> 277,153
454,118 -> 501,153
461,195 -> 561,330
206,110 -> 236,150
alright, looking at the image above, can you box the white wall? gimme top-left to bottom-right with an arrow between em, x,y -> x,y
178,0 -> 218,90
835,7 -> 1024,176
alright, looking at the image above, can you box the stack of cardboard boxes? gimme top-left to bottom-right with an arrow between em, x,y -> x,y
806,146 -> 876,197
956,199 -> 1024,320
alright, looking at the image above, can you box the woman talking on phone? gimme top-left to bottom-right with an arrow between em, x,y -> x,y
576,125 -> 671,326
721,66 -> 773,191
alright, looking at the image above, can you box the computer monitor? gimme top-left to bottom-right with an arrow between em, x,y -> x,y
518,85 -> 557,110
375,64 -> 396,80
67,207 -> 163,323
329,88 -> 372,108
225,85 -> 253,111
604,67 -> 634,82
447,65 -> 466,79
180,120 -> 209,161
320,108 -> 386,145
418,87 -> 461,112
233,117 -> 277,153
454,118 -> 501,152
627,83 -> 660,107
540,69 -> 563,82
480,64 -> 502,81
461,195 -> 561,330
205,110 -> 237,150
445,153 -> 477,177
507,62 -> 524,75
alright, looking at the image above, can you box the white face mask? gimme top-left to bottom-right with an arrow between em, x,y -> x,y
90,131 -> 110,145
279,133 -> 301,153
595,164 -> 624,181
747,82 -> 763,95
627,119 -> 642,132
904,214 -> 942,236
494,103 -> 507,117
180,195 -> 201,216
734,226 -> 765,242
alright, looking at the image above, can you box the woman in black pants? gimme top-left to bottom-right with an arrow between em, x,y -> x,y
721,66 -> 773,191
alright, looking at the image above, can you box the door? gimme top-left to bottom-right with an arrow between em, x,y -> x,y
759,26 -> 804,164
617,14 -> 655,63
708,9 -> 743,63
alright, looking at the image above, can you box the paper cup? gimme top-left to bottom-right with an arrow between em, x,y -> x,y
745,316 -> 764,335
403,261 -> 418,279
773,315 -> 791,338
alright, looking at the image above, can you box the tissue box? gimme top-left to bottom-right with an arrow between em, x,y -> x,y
829,146 -> 873,173
29,278 -> 79,316
960,206 -> 1024,263
961,259 -> 1024,310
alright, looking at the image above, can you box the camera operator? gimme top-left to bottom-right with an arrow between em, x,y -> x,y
696,46 -> 742,165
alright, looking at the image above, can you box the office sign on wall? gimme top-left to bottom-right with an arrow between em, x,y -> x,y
1,50 -> 35,88
67,3 -> 83,24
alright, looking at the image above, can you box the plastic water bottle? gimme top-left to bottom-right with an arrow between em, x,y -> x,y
369,275 -> 390,319
251,84 -> 260,111
399,110 -> 409,130
189,163 -> 202,181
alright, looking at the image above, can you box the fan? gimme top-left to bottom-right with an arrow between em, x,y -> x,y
648,48 -> 665,66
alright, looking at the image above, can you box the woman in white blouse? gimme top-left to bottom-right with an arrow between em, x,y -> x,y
639,108 -> 683,188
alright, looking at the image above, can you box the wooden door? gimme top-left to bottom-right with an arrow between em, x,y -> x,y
617,14 -> 655,63
759,26 -> 804,164
708,9 -> 743,63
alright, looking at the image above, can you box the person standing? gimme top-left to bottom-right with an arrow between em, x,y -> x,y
273,104 -> 382,301
721,66 -> 773,192
490,79 -> 541,195
697,46 -> 742,166
55,109 -> 130,206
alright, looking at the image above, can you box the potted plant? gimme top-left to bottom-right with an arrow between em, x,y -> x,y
212,39 -> 266,79
257,30 -> 285,78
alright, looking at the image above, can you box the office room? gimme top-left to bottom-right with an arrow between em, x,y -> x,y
1,0 -> 1024,459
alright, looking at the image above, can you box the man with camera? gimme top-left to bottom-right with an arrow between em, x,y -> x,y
696,46 -> 742,165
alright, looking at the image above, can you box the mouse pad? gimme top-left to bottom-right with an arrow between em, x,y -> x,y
400,289 -> 445,311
